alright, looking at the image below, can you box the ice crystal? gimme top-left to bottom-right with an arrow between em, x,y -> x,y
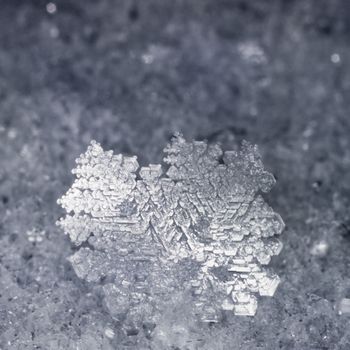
57,133 -> 284,325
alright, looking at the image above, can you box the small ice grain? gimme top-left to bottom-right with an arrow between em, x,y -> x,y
57,134 -> 284,329
331,53 -> 341,64
338,298 -> 350,315
104,328 -> 115,339
310,240 -> 329,257
26,228 -> 45,243
141,44 -> 171,65
46,2 -> 57,14
238,41 -> 267,64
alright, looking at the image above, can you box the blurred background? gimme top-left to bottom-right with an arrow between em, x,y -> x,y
1,1 -> 350,349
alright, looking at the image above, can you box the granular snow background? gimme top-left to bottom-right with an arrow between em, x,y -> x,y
1,1 -> 350,349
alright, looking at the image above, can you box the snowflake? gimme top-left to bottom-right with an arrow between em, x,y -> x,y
57,133 -> 284,325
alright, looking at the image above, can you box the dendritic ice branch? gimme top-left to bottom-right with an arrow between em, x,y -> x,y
57,134 -> 284,325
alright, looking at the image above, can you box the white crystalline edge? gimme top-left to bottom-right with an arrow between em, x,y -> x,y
56,134 -> 284,321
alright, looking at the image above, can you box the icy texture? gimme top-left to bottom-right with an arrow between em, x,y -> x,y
2,1 -> 350,348
57,134 -> 284,322
338,299 -> 350,315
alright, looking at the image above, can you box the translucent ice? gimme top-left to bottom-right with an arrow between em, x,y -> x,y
338,298 -> 350,315
57,133 -> 284,324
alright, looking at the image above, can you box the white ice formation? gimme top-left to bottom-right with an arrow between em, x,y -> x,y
57,133 -> 284,324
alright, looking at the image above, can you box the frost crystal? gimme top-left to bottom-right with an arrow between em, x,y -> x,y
57,134 -> 284,324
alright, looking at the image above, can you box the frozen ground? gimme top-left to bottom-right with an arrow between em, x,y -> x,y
1,0 -> 350,349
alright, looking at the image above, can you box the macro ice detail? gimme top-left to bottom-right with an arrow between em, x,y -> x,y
57,134 -> 284,325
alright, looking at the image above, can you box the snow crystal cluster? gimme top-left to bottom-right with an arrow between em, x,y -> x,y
57,134 -> 284,328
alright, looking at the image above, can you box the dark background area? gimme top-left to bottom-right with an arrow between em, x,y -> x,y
1,1 -> 350,349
